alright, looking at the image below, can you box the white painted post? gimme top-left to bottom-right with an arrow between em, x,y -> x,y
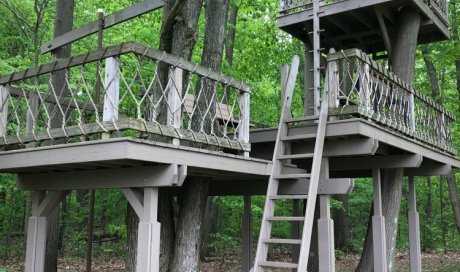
0,85 -> 9,136
360,63 -> 371,115
372,168 -> 388,272
239,91 -> 250,157
241,195 -> 253,272
168,68 -> 183,145
25,192 -> 46,272
136,188 -> 161,272
102,57 -> 120,139
318,158 -> 335,272
408,176 -> 422,272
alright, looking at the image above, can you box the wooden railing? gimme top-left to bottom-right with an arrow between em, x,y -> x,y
0,42 -> 251,152
327,49 -> 455,154
279,0 -> 449,23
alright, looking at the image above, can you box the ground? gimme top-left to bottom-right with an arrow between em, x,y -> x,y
1,252 -> 459,271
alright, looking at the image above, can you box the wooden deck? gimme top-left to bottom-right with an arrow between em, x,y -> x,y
278,0 -> 450,53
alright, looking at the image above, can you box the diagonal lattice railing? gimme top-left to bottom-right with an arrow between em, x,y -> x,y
0,42 -> 251,152
279,0 -> 449,23
327,48 -> 455,154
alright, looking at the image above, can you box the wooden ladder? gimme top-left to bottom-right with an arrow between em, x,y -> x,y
252,57 -> 329,271
253,1 -> 326,270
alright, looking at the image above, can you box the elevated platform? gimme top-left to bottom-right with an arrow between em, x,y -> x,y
250,118 -> 460,178
278,0 -> 449,53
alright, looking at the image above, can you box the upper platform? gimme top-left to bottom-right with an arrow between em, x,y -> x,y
278,0 -> 450,53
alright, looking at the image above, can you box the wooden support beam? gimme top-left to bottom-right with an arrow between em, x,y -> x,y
278,178 -> 354,195
318,158 -> 335,272
372,169 -> 388,272
35,191 -> 70,217
408,176 -> 422,272
375,7 -> 392,58
17,164 -> 188,190
405,162 -> 451,176
41,0 -> 164,54
330,154 -> 423,170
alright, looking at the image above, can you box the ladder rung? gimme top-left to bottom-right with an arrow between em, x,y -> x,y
277,154 -> 314,160
269,195 -> 308,200
263,238 -> 302,245
308,48 -> 325,53
274,174 -> 311,180
307,67 -> 325,72
267,216 -> 304,221
308,29 -> 326,34
284,115 -> 319,123
281,134 -> 317,141
259,261 -> 298,269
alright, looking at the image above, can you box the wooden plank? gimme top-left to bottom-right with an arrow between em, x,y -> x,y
122,188 -> 144,218
375,7 -> 392,58
41,0 -> 164,53
330,154 -> 423,170
17,165 -> 182,190
35,191 -> 70,217
167,68 -> 182,130
408,176 -> 422,272
372,168 -> 388,272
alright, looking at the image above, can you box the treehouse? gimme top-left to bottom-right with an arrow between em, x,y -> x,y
0,0 -> 458,272
278,0 -> 449,54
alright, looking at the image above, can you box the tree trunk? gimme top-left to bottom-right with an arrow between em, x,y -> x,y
170,178 -> 210,272
423,177 -> 433,251
446,172 -> 460,234
332,195 -> 352,252
125,204 -> 138,272
452,0 -> 460,110
44,1 -> 74,271
171,1 -> 229,271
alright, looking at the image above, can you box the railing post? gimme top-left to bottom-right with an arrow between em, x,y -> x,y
168,67 -> 183,146
0,85 -> 9,137
239,91 -> 250,157
360,63 -> 371,115
102,57 -> 120,139
327,48 -> 339,111
409,93 -> 416,132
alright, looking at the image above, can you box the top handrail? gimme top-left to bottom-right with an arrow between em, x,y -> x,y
327,48 -> 455,121
0,42 -> 251,93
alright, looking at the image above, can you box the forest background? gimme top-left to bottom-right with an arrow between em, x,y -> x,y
0,0 -> 459,271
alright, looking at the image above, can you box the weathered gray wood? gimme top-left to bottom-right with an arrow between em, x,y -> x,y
372,168 -> 388,272
2,43 -> 251,93
41,0 -> 164,53
167,68 -> 183,130
17,165 -> 187,190
278,178 -> 354,195
239,92 -> 250,157
241,195 -> 252,272
136,187 -> 161,272
35,191 -> 70,217
331,154 -> 423,170
25,216 -> 47,272
122,188 -> 144,218
103,57 -> 120,122
375,7 -> 392,58
408,176 -> 422,272
318,158 -> 335,272
0,86 -> 9,136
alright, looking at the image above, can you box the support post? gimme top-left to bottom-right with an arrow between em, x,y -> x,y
360,63 -> 371,114
134,188 -> 161,272
372,168 -> 388,272
25,190 -> 69,272
168,68 -> 183,145
102,57 -> 120,139
408,176 -> 422,272
241,195 -> 253,272
318,158 -> 335,272
0,85 -> 9,136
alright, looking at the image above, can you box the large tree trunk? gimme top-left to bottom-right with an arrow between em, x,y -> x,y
357,7 -> 420,271
44,1 -> 74,271
125,204 -> 138,272
171,1 -> 229,271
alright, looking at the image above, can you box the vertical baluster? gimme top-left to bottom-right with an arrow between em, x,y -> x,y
103,57 -> 120,139
0,85 -> 9,137
168,67 -> 183,146
239,90 -> 250,157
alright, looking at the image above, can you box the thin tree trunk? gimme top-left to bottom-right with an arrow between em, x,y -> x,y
44,1 -> 74,271
125,204 -> 138,272
446,172 -> 460,234
440,177 -> 447,251
332,195 -> 352,252
423,177 -> 433,251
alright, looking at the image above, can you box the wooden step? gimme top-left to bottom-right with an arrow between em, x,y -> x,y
284,115 -> 319,123
281,133 -> 317,141
269,195 -> 308,200
259,261 -> 298,269
262,238 -> 302,245
266,216 -> 304,222
277,153 -> 313,160
273,173 -> 311,180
